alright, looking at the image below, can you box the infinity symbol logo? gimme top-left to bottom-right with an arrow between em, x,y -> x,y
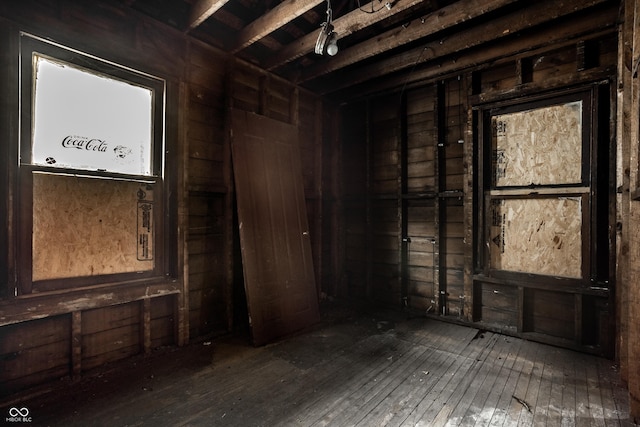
8,407 -> 29,417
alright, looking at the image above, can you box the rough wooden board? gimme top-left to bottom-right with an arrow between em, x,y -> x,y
493,101 -> 583,187
32,173 -> 154,281
490,197 -> 583,278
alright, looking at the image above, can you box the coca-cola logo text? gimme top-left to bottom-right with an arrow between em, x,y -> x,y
61,135 -> 108,152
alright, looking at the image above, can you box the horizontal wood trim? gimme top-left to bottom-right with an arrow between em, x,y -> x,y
473,274 -> 609,296
488,186 -> 590,196
0,279 -> 181,327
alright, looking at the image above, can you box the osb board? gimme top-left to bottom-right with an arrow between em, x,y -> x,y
32,173 -> 155,281
492,101 -> 582,186
490,197 -> 582,278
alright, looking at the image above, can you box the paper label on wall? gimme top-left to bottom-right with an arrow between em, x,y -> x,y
137,201 -> 154,261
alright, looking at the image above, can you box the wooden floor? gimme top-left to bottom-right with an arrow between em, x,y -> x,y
2,304 -> 636,426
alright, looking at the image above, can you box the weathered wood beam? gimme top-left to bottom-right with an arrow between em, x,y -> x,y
187,0 -> 230,31
297,0 -> 520,83
231,0 -> 325,54
332,5 -> 617,100
264,0 -> 430,71
316,0 -> 609,94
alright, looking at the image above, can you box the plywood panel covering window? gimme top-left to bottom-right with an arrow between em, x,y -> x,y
489,196 -> 583,278
481,91 -> 591,281
492,101 -> 583,187
32,174 -> 155,281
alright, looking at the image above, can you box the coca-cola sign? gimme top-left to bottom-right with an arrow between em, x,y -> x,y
61,135 -> 109,152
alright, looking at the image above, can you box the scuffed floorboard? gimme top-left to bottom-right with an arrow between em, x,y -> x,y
0,304 -> 635,426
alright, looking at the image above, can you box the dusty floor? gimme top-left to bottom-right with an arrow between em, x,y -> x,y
1,303 -> 636,426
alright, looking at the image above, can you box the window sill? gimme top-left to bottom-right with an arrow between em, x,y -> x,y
0,277 -> 181,327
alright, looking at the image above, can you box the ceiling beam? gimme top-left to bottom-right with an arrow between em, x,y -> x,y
296,0 -> 520,83
313,0 -> 609,93
187,0 -> 230,31
263,0 -> 429,71
230,0 -> 325,54
334,6 -> 617,100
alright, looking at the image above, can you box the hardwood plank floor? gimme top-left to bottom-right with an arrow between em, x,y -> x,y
0,304 -> 635,426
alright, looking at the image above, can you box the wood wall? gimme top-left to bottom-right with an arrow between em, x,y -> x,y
339,4 -> 619,352
0,0 -> 325,395
619,0 -> 640,417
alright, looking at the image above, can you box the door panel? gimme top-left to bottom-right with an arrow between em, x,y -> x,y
231,110 -> 319,346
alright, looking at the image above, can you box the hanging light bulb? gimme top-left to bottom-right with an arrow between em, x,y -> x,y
315,0 -> 338,56
326,32 -> 338,56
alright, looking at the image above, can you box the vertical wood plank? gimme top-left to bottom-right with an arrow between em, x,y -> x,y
462,72 -> 474,321
517,286 -> 524,332
616,0 -> 633,399
313,97 -> 323,298
625,0 -> 640,419
71,311 -> 82,379
400,91 -> 409,306
435,81 -> 444,315
575,293 -> 583,346
365,100 -> 373,300
177,76 -> 190,347
224,55 -> 236,332
289,87 -> 299,126
259,74 -> 269,116
142,298 -> 151,354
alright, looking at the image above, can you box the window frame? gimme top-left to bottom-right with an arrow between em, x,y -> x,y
16,33 -> 171,295
476,88 -> 599,287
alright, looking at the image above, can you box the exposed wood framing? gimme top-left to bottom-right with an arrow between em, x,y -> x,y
230,0 -> 324,54
320,0 -> 610,95
178,79 -> 190,346
186,0 -> 230,31
434,81 -> 444,315
313,97 -> 323,298
71,311 -> 82,379
142,297 -> 152,353
340,9 -> 617,100
0,282 -> 180,327
462,72 -> 473,321
296,0 -> 519,83
621,0 -> 640,418
224,56 -> 235,332
264,0 -> 430,71
365,100 -> 373,300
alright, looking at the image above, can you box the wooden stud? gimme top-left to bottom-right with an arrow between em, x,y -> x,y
177,76 -> 190,347
365,100 -> 373,300
313,97 -> 323,298
142,298 -> 152,354
434,81 -> 444,315
400,91 -> 409,306
575,293 -> 583,346
259,74 -> 270,116
289,87 -> 299,126
71,311 -> 82,379
462,72 -> 474,321
224,55 -> 235,332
